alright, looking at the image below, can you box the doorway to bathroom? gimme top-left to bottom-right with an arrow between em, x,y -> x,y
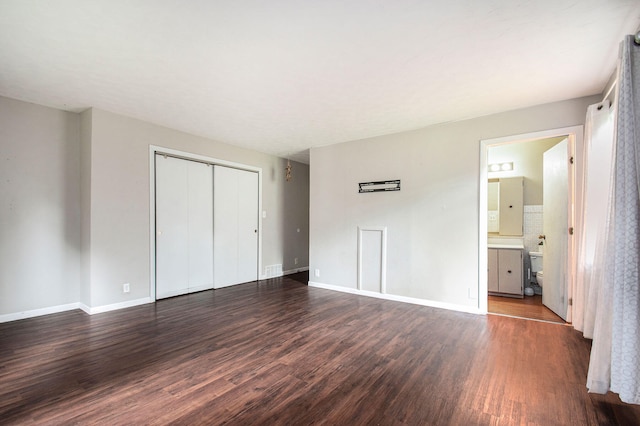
479,126 -> 584,324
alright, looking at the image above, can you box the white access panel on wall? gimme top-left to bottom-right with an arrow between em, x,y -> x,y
357,227 -> 387,294
155,155 -> 214,299
213,165 -> 259,288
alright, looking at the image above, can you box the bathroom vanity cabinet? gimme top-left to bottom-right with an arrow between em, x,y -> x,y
488,248 -> 523,297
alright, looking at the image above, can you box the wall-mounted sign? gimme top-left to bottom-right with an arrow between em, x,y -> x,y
359,180 -> 401,193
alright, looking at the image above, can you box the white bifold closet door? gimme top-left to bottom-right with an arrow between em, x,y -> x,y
213,165 -> 259,288
155,155 -> 214,299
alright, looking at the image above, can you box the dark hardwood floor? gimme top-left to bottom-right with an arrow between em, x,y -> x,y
1,273 -> 638,425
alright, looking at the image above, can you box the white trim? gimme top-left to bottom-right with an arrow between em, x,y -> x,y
309,281 -> 483,315
357,226 -> 387,293
479,125 -> 583,319
81,297 -> 153,315
149,149 -> 157,302
487,312 -> 568,325
149,145 -> 264,302
0,302 -> 82,323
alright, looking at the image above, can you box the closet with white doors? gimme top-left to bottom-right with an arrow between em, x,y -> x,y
155,154 -> 258,299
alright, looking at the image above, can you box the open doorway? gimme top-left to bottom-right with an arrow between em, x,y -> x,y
479,126 -> 584,323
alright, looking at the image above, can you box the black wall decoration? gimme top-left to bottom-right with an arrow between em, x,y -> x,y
358,180 -> 401,193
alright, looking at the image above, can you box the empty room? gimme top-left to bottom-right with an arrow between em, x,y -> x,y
2,1 -> 640,424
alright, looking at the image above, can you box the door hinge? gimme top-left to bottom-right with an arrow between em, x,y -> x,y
569,227 -> 574,235
568,298 -> 573,306
570,156 -> 574,164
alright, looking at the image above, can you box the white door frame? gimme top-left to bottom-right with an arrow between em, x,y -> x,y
148,145 -> 263,302
478,126 -> 583,319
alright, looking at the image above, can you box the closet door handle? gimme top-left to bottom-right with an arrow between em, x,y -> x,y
507,270 -> 512,274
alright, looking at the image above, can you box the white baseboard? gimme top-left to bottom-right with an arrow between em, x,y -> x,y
308,281 -> 483,315
284,266 -> 309,275
0,302 -> 82,323
259,266 -> 309,280
81,297 -> 153,315
1,297 -> 154,323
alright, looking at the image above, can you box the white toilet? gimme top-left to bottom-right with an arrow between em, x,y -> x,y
530,251 -> 543,290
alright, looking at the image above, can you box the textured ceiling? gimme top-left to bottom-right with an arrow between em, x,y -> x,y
1,1 -> 639,163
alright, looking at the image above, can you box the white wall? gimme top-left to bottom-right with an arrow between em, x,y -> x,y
309,95 -> 600,311
0,97 -> 81,315
0,97 -> 309,318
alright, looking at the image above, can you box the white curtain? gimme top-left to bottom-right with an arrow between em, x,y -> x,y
586,35 -> 640,405
574,103 -> 614,338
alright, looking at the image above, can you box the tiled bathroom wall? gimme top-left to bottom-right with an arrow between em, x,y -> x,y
523,205 -> 543,284
524,205 -> 543,252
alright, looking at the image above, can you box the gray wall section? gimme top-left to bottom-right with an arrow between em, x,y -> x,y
79,109 -> 92,307
0,97 -> 310,315
309,95 -> 600,309
0,97 -> 82,314
87,108 -> 310,307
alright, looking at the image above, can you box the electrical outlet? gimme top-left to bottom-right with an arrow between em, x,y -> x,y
294,257 -> 299,265
315,269 -> 320,277
123,283 -> 130,293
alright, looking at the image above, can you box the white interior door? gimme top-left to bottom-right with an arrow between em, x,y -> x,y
156,155 -> 214,298
213,165 -> 258,288
156,155 -> 190,298
543,138 -> 569,320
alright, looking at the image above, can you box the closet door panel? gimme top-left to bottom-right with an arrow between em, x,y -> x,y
155,155 -> 189,298
213,165 -> 240,288
187,161 -> 214,292
213,166 -> 258,288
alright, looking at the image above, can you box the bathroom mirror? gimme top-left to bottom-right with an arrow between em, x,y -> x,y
488,177 -> 523,236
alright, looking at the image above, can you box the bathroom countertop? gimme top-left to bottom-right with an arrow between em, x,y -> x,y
488,243 -> 524,250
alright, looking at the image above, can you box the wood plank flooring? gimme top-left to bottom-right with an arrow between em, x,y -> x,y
488,294 -> 565,323
1,272 -> 639,425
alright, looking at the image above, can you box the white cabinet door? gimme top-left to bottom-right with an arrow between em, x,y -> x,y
488,249 -> 499,292
499,177 -> 523,236
155,155 -> 214,298
213,165 -> 258,288
498,249 -> 522,295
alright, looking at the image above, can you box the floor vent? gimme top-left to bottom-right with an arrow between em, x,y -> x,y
265,264 -> 283,278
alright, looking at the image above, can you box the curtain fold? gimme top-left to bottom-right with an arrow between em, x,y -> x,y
587,34 -> 640,405
574,103 -> 614,338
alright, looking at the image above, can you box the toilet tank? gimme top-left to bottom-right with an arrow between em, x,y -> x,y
530,251 -> 543,272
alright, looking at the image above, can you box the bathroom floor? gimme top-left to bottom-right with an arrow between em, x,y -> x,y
488,295 -> 565,324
